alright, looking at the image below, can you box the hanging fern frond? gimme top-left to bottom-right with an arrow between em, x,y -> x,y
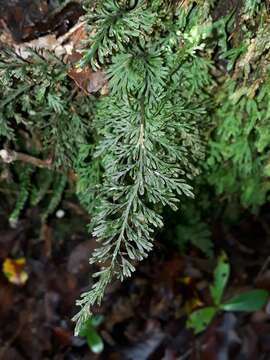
9,164 -> 33,227
41,174 -> 67,223
73,0 -> 214,335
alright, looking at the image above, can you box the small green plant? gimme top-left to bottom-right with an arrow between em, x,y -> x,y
187,253 -> 269,334
79,315 -> 104,354
172,199 -> 213,257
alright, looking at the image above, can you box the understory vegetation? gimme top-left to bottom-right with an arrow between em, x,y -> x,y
0,0 -> 270,336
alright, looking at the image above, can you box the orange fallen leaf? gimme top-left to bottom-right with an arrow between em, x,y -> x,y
2,257 -> 28,286
68,66 -> 107,95
67,52 -> 108,95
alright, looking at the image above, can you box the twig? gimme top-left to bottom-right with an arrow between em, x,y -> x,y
62,200 -> 90,219
0,149 -> 52,169
0,149 -> 77,184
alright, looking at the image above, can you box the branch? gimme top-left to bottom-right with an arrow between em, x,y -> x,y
0,149 -> 52,168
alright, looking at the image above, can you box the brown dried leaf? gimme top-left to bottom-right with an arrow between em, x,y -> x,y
68,66 -> 107,95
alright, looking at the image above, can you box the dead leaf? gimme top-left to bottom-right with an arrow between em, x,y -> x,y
2,257 -> 28,286
68,65 -> 107,95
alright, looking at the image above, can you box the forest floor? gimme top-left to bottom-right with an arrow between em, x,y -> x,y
1,1 -> 270,359
2,186 -> 270,360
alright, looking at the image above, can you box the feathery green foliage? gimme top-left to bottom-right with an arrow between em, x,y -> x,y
72,0 -> 214,335
9,164 -> 33,227
1,0 -> 270,338
0,48 -> 91,224
41,174 -> 67,222
0,48 -> 91,168
206,1 -> 270,210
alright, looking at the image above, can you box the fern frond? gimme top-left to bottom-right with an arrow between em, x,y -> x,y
9,165 -> 33,227
30,169 -> 54,206
73,85 -> 207,334
80,0 -> 156,68
72,0 -> 214,334
0,48 -> 92,168
41,174 -> 67,222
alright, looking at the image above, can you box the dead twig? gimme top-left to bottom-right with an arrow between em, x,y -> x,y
0,149 -> 52,169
